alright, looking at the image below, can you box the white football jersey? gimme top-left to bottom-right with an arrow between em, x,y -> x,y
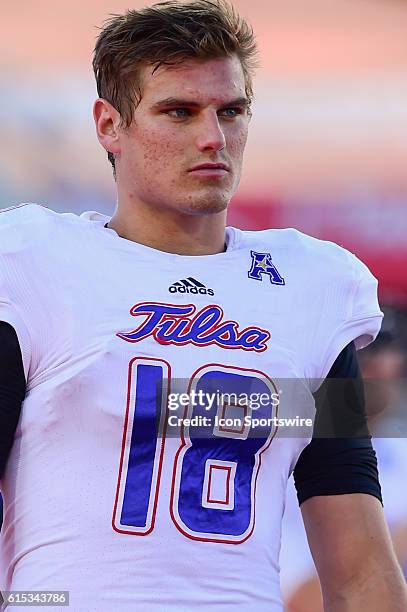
0,204 -> 382,611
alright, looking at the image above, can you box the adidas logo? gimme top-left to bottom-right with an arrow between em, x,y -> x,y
169,277 -> 214,296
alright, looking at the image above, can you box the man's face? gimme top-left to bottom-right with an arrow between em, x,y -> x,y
115,55 -> 250,216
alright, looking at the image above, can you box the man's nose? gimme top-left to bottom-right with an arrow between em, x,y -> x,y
195,113 -> 226,152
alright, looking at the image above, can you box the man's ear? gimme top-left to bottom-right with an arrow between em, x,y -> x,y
93,99 -> 122,156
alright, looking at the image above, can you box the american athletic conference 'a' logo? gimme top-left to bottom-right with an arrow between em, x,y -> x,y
117,302 -> 270,352
248,251 -> 285,286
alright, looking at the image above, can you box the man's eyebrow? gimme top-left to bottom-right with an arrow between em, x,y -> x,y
151,97 -> 250,109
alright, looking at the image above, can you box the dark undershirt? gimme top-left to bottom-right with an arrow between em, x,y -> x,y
293,345 -> 381,505
0,321 -> 382,526
0,322 -> 26,478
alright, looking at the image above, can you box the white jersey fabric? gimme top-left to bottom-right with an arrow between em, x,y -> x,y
0,204 -> 382,611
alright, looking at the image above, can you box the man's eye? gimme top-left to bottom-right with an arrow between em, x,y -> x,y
166,108 -> 190,119
219,108 -> 242,118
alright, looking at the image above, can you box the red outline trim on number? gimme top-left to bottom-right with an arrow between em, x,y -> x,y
207,464 -> 231,505
218,401 -> 248,435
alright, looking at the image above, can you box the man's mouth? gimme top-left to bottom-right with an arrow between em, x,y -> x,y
189,162 -> 230,176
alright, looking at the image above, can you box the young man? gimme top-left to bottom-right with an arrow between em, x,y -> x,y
0,1 -> 406,610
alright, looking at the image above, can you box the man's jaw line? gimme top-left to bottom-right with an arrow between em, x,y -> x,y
109,191 -> 229,256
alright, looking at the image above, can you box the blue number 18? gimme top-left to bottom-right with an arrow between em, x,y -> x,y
113,359 -> 277,544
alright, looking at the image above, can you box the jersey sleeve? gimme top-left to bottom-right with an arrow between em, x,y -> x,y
0,206 -> 33,379
307,251 -> 383,388
340,253 -> 383,350
0,284 -> 31,381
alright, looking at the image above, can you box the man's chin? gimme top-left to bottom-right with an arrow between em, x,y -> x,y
181,197 -> 230,216
180,187 -> 234,216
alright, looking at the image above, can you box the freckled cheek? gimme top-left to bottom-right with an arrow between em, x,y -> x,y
227,130 -> 249,162
137,131 -> 188,173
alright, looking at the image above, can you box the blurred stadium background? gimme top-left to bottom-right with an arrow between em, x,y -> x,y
1,0 -> 406,608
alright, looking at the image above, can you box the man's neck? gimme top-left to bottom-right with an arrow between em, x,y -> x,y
108,204 -> 227,256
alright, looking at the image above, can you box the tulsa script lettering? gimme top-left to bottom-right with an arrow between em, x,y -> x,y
117,303 -> 270,352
